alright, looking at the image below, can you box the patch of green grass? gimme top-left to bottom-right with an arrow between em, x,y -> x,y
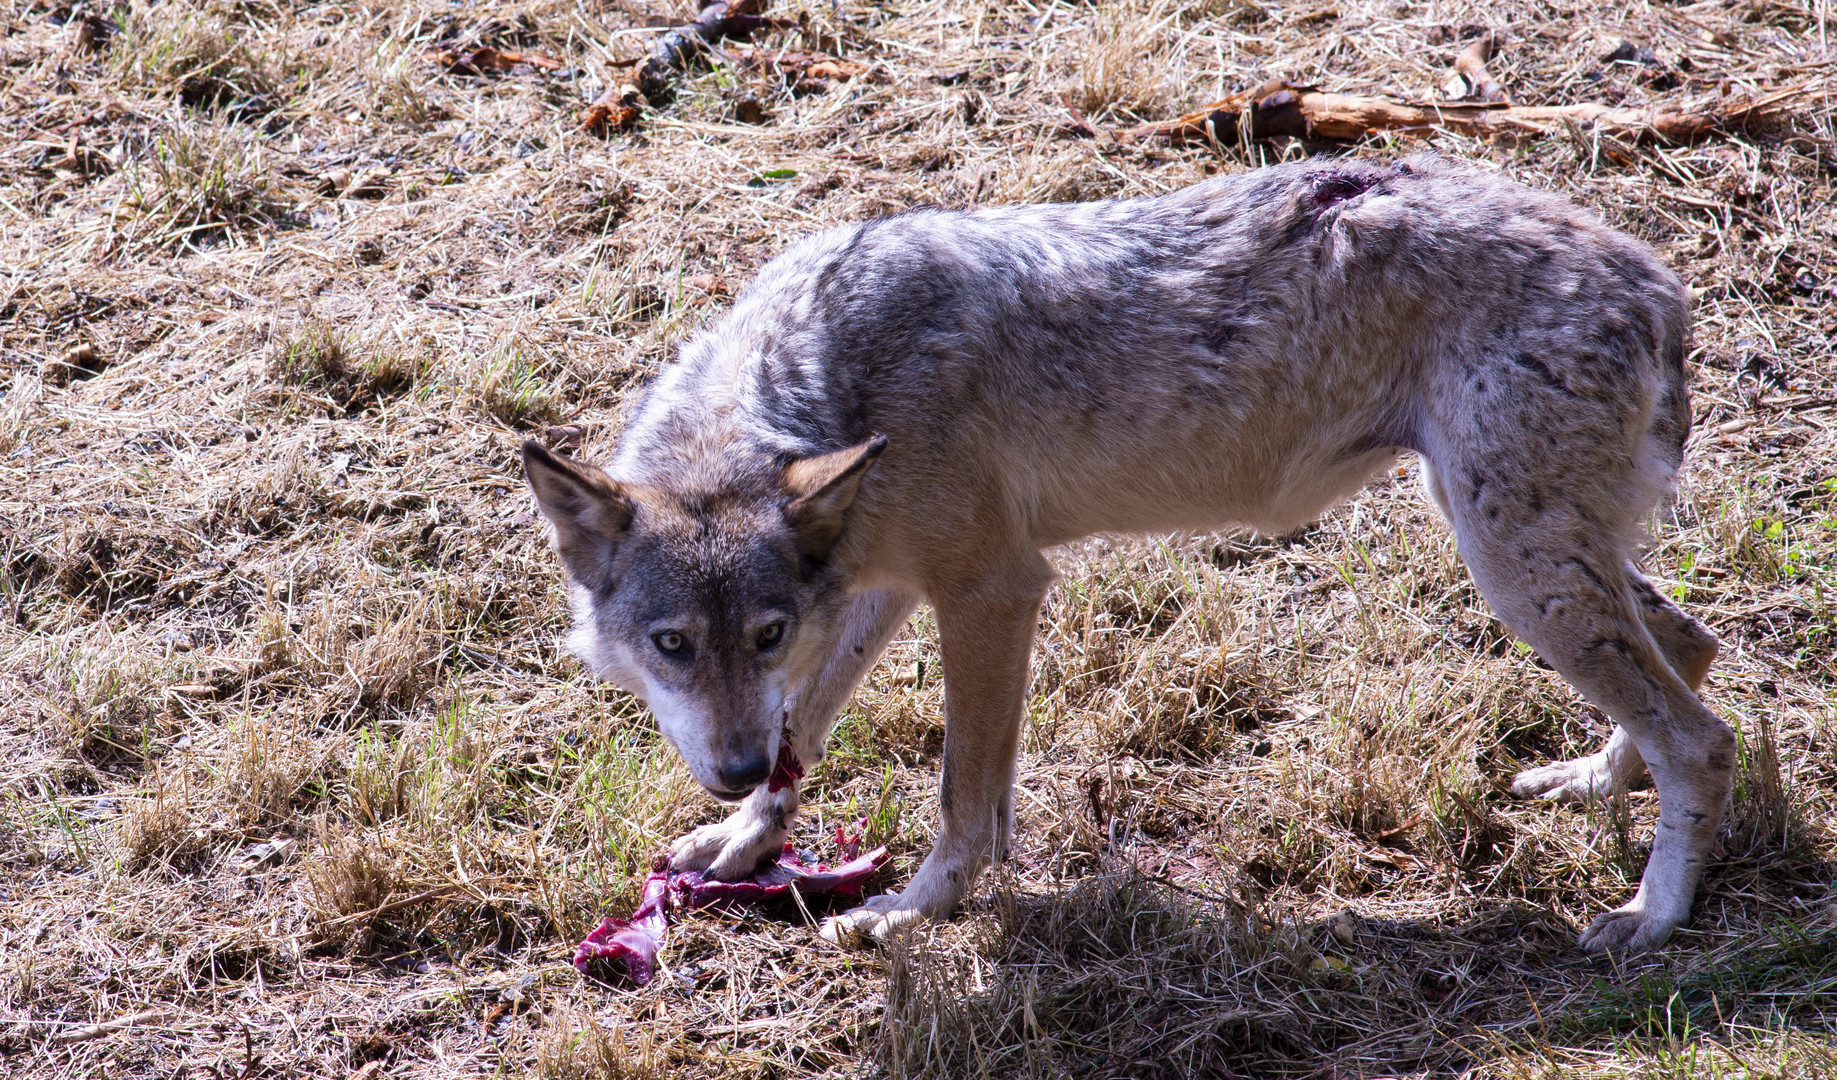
121,119 -> 293,247
452,340 -> 560,427
270,319 -> 424,414
1561,922 -> 1837,1043
109,0 -> 289,120
367,41 -> 446,128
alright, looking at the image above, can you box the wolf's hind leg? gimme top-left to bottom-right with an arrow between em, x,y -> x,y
1627,566 -> 1719,690
1445,483 -> 1732,951
1511,562 -> 1719,803
670,587 -> 921,880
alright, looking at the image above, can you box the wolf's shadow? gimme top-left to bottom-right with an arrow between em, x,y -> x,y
876,848 -> 1837,1080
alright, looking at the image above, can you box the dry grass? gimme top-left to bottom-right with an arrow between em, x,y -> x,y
3,0 -> 1835,1075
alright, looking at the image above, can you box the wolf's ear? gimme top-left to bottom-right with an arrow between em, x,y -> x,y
523,440 -> 634,589
782,434 -> 887,560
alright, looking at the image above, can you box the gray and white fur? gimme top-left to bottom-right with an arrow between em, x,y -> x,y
523,154 -> 1730,954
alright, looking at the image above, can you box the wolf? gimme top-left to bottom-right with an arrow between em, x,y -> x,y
523,154 -> 1731,953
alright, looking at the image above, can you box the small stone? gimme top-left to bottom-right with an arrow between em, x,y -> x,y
1328,908 -> 1357,944
46,343 -> 105,387
238,837 -> 297,868
734,96 -> 769,124
543,425 -> 585,452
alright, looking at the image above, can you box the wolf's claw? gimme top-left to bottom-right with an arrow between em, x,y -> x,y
1578,900 -> 1681,953
820,892 -> 926,944
1512,757 -> 1621,803
668,813 -> 788,881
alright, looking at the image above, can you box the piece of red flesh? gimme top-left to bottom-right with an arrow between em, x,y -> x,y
766,740 -> 804,793
571,870 -> 670,985
572,843 -> 889,984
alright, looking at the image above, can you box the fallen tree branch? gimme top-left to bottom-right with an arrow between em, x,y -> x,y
581,0 -> 773,134
1121,78 -> 1818,146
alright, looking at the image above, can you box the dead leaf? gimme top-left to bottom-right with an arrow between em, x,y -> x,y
429,46 -> 564,76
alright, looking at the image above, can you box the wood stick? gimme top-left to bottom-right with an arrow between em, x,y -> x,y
1450,32 -> 1507,103
429,46 -> 565,75
581,0 -> 770,134
1120,78 -> 1815,147
50,1009 -> 177,1044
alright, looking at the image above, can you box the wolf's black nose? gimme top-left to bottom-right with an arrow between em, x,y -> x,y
717,753 -> 771,793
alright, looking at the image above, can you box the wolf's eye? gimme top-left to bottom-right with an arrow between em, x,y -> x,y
653,631 -> 687,655
756,622 -> 784,649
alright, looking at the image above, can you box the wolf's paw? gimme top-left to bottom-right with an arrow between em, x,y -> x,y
819,892 -> 928,945
668,812 -> 787,881
1511,755 -> 1623,804
1578,902 -> 1681,953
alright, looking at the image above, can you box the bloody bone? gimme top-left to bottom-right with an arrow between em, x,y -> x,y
580,0 -> 772,134
573,844 -> 888,984
1121,78 -> 1815,146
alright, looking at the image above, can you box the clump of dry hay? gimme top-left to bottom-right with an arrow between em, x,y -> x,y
2,0 -> 1834,1075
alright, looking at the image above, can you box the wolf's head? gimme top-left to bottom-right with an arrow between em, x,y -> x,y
522,436 -> 884,801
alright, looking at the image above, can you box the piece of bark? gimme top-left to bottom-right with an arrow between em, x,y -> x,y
430,46 -> 564,75
1447,32 -> 1507,103
1121,79 -> 1813,146
581,0 -> 770,134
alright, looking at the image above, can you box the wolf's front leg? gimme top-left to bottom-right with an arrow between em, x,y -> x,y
670,587 -> 921,880
823,558 -> 1052,943
669,780 -> 801,879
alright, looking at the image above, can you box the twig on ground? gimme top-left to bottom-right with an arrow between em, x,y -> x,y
429,46 -> 565,75
1446,32 -> 1508,103
581,0 -> 773,134
316,886 -> 465,929
49,1009 -> 177,1045
1122,78 -> 1820,145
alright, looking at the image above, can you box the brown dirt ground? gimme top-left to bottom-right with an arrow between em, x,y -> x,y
2,0 -> 1835,1076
